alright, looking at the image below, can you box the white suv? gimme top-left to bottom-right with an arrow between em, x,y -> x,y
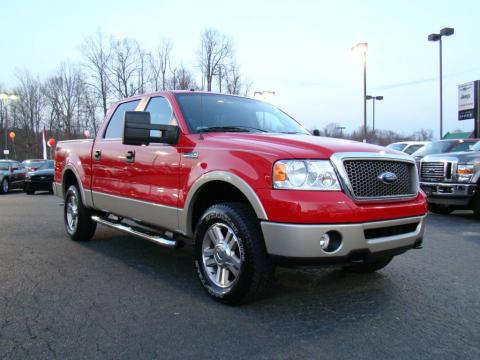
387,141 -> 430,155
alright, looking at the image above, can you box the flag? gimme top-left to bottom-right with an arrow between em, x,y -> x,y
42,128 -> 47,160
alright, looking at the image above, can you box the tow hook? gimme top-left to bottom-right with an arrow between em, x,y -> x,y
413,238 -> 423,249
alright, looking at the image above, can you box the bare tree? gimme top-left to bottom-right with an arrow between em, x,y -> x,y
175,65 -> 196,90
413,128 -> 434,141
108,37 -> 140,98
224,62 -> 247,95
12,71 -> 45,158
148,39 -> 172,91
80,30 -> 111,116
136,44 -> 148,94
198,29 -> 232,91
43,62 -> 85,138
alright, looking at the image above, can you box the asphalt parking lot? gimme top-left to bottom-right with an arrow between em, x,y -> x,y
0,191 -> 479,359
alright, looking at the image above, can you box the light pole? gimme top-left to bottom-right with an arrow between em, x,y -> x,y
428,27 -> 454,139
0,93 -> 19,158
366,95 -> 383,132
351,42 -> 368,142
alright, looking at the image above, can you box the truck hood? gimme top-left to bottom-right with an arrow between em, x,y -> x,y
423,151 -> 480,163
202,133 -> 398,159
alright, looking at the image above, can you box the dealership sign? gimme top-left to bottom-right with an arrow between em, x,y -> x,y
458,81 -> 479,120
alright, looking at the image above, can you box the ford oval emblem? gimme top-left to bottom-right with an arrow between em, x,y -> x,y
378,171 -> 398,184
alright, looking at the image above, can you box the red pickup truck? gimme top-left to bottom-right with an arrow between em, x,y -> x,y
54,91 -> 427,304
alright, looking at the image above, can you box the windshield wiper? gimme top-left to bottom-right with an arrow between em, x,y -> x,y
197,126 -> 268,133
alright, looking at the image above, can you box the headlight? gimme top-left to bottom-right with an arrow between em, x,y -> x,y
273,160 -> 341,190
457,164 -> 475,182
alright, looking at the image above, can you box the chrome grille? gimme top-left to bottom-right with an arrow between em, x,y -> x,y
342,160 -> 415,200
420,162 -> 445,181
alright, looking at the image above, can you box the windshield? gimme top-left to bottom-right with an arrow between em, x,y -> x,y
471,142 -> 480,152
450,141 -> 478,152
38,160 -> 54,170
175,93 -> 309,134
413,141 -> 453,157
387,143 -> 407,151
404,144 -> 425,155
0,162 -> 11,171
23,160 -> 46,168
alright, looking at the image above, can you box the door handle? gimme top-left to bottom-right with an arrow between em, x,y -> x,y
125,150 -> 135,163
93,150 -> 101,161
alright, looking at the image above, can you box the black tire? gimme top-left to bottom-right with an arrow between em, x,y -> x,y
0,178 -> 9,194
25,185 -> 35,195
64,184 -> 97,241
472,189 -> 480,219
342,256 -> 393,273
429,203 -> 454,215
194,202 -> 274,305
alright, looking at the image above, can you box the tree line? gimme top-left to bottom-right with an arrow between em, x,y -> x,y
0,28 -> 251,160
315,123 -> 434,145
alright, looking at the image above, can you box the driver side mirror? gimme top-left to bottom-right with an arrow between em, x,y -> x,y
122,111 -> 179,146
312,129 -> 320,136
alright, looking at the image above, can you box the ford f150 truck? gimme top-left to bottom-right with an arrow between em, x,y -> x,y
54,91 -> 427,304
420,140 -> 480,217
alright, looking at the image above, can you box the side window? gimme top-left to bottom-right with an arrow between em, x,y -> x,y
145,97 -> 176,126
104,100 -> 141,139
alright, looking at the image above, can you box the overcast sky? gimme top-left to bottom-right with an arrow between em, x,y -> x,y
1,0 -> 479,137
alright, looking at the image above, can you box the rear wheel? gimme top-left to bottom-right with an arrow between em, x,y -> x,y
342,256 -> 393,273
194,202 -> 274,305
64,184 -> 97,241
429,203 -> 454,215
0,178 -> 9,194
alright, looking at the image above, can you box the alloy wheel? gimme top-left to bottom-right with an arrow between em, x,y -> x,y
201,223 -> 243,289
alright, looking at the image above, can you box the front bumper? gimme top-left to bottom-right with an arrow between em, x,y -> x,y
420,182 -> 476,206
261,215 -> 425,263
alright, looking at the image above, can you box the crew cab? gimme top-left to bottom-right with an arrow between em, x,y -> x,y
420,141 -> 480,217
54,91 -> 427,304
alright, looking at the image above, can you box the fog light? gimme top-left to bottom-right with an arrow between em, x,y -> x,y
319,233 -> 330,250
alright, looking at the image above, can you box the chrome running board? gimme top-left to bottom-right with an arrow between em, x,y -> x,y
91,215 -> 181,248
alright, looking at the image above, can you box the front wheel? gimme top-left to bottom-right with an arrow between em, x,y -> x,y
0,178 -> 9,194
342,256 -> 393,273
429,203 -> 454,215
472,190 -> 480,219
194,202 -> 274,305
64,185 -> 97,241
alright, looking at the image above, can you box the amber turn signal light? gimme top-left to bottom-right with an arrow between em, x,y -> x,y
273,162 -> 287,182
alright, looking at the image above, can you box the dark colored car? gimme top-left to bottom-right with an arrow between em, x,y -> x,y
412,139 -> 479,169
412,139 -> 479,161
24,160 -> 55,195
22,159 -> 48,172
0,160 -> 27,194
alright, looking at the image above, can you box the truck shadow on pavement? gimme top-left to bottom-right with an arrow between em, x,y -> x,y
79,226 -> 396,318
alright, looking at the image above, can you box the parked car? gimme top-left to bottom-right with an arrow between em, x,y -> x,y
22,159 -> 47,172
419,141 -> 480,217
0,160 -> 27,194
387,141 -> 430,155
24,160 -> 55,195
54,91 -> 427,304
